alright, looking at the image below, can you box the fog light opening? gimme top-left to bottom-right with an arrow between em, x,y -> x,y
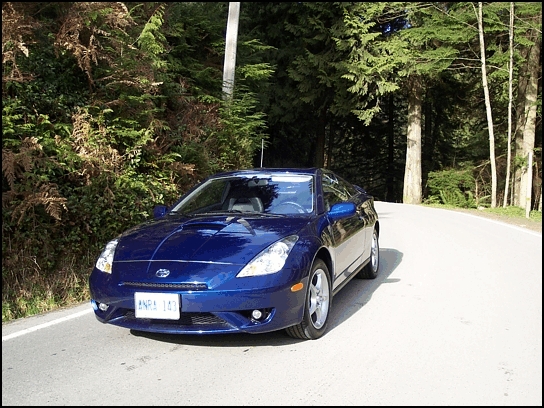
98,303 -> 109,312
245,308 -> 272,323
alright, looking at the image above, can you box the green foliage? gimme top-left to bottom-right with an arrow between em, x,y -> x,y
136,4 -> 167,69
485,206 -> 542,222
338,2 -> 408,112
425,168 -> 477,208
159,1 -> 227,98
2,1 -> 272,321
203,90 -> 268,172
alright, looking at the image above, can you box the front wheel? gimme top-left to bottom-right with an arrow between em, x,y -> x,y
356,228 -> 379,279
285,259 -> 331,340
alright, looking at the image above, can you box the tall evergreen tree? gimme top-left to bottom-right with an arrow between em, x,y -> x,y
511,3 -> 542,210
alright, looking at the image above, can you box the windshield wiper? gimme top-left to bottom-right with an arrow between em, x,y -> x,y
186,210 -> 243,216
182,209 -> 286,217
167,210 -> 189,216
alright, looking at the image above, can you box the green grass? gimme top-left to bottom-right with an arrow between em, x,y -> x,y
424,203 -> 542,223
484,206 -> 542,222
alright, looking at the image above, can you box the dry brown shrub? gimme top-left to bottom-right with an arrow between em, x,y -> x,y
54,2 -> 134,88
1,2 -> 39,83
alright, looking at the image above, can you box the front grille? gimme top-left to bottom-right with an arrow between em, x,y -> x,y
125,311 -> 228,326
122,281 -> 208,290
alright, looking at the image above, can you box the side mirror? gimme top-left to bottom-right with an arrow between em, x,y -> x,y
328,202 -> 356,221
153,205 -> 168,219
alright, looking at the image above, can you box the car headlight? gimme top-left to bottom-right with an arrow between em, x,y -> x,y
237,235 -> 298,278
95,239 -> 119,274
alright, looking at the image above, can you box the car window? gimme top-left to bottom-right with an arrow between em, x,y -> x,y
171,174 -> 315,215
180,179 -> 230,214
270,175 -> 314,214
322,171 -> 356,211
336,175 -> 359,197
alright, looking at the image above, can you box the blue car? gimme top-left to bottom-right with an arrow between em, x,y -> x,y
89,168 -> 380,340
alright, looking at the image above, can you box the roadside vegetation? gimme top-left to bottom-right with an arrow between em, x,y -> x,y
483,206 -> 542,223
423,204 -> 542,228
2,2 -> 541,322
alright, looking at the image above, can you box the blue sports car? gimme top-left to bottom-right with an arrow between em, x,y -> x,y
89,168 -> 380,340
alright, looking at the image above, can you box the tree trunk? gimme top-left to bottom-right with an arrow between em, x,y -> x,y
222,2 -> 240,99
512,20 -> 541,208
518,34 -> 540,209
539,184 -> 543,212
503,2 -> 514,207
512,52 -> 529,207
477,2 -> 498,208
525,150 -> 533,217
403,76 -> 423,204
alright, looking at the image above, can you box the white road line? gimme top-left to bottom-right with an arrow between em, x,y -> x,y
2,307 -> 93,342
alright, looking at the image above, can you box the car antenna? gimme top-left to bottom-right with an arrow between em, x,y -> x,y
260,139 -> 264,168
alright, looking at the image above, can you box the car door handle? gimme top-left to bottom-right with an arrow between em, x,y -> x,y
356,209 -> 364,220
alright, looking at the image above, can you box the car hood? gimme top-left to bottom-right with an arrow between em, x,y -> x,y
115,214 -> 309,265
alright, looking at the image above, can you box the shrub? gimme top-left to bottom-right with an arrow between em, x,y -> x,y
425,168 -> 477,208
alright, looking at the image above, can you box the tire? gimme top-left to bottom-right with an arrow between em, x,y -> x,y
356,228 -> 379,279
285,259 -> 332,340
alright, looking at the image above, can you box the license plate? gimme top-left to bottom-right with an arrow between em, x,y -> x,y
134,292 -> 180,320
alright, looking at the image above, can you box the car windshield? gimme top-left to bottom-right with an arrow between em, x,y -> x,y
170,174 -> 315,215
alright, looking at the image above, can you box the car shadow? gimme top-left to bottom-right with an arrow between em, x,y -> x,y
326,247 -> 403,333
130,247 -> 403,347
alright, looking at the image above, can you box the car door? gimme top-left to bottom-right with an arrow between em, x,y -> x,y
333,175 -> 369,267
322,172 -> 366,289
350,183 -> 378,261
356,193 -> 375,261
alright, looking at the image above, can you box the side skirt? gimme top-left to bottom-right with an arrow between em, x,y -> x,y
331,256 -> 370,296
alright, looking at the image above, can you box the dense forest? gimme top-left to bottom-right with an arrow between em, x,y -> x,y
2,2 -> 541,321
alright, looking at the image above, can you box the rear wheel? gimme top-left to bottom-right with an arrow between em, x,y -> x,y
356,228 -> 379,279
285,259 -> 331,340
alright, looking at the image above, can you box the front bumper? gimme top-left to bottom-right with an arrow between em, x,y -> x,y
90,280 -> 308,335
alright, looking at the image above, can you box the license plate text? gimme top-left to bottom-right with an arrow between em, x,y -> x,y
134,292 -> 180,320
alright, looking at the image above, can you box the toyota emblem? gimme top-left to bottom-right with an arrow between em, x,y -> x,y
155,268 -> 170,278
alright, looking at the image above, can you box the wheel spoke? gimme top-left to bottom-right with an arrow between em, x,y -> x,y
371,233 -> 379,270
309,268 -> 330,328
308,294 -> 317,315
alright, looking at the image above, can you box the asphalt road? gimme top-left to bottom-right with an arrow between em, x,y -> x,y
2,201 -> 542,406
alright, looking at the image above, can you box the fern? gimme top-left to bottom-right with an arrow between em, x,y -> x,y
11,184 -> 67,224
136,4 -> 167,70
